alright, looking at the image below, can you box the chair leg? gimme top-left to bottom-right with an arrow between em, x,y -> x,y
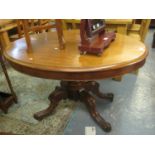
132,69 -> 139,75
152,32 -> 155,48
0,56 -> 17,100
112,76 -> 122,81
80,90 -> 111,132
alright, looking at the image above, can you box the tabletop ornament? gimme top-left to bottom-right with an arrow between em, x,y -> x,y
79,19 -> 116,56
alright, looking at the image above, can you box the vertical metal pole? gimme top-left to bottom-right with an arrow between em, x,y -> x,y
0,43 -> 17,102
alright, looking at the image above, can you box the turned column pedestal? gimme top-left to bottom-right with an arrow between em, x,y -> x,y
34,81 -> 114,132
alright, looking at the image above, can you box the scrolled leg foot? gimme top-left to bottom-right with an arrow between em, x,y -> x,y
102,93 -> 114,102
94,113 -> 112,132
13,95 -> 18,103
34,104 -> 56,121
80,90 -> 112,132
34,87 -> 67,121
85,81 -> 114,102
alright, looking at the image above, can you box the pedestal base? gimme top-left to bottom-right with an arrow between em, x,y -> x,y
34,81 -> 114,132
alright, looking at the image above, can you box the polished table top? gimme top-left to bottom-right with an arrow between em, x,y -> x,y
4,30 -> 148,80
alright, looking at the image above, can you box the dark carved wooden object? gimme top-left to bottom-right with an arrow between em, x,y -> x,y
152,32 -> 155,48
79,19 -> 116,56
34,81 -> 114,132
0,46 -> 17,113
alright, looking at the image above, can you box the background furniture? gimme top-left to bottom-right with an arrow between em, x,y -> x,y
9,19 -> 54,41
149,18 -> 155,48
128,19 -> 151,42
127,19 -> 151,75
1,19 -> 151,50
4,30 -> 147,132
136,19 -> 155,28
152,32 -> 155,48
17,19 -> 65,52
0,20 -> 16,50
105,19 -> 133,34
150,19 -> 155,28
16,19 -> 55,37
63,19 -> 133,35
0,19 -> 59,50
0,41 -> 17,113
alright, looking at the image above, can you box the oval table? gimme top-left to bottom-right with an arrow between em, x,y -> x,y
4,30 -> 148,132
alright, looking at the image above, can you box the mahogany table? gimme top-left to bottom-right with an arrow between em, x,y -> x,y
4,30 -> 148,132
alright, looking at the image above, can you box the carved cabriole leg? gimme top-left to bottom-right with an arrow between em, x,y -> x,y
80,90 -> 111,132
84,81 -> 114,102
33,80 -> 113,132
34,86 -> 67,121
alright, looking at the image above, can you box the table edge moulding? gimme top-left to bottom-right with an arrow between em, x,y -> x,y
4,30 -> 148,80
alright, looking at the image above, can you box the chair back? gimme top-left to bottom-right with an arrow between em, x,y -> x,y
139,19 -> 151,42
17,19 -> 65,52
128,19 -> 151,42
62,19 -> 80,29
17,19 -> 55,38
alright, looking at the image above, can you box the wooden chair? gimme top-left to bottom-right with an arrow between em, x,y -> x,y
128,19 -> 151,42
0,40 -> 17,113
62,19 -> 80,30
127,20 -> 151,75
63,19 -> 133,34
16,19 -> 65,52
0,20 -> 17,49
